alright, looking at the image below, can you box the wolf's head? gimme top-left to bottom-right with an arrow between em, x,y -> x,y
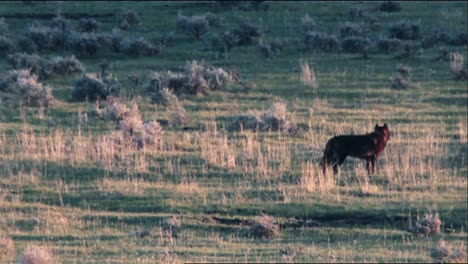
374,123 -> 390,142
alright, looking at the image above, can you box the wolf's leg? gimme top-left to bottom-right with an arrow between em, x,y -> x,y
366,158 -> 372,175
321,157 -> 328,175
371,156 -> 376,174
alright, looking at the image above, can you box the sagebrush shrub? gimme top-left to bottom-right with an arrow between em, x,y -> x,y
42,55 -> 85,79
72,73 -> 120,101
377,37 -> 402,53
341,36 -> 371,54
231,21 -> 261,46
388,20 -> 420,40
96,95 -> 130,122
210,30 -> 239,53
151,87 -> 179,106
141,120 -> 164,146
7,52 -> 45,76
50,15 -> 70,31
66,31 -> 102,56
304,31 -> 339,52
339,22 -> 368,38
117,9 -> 140,30
0,17 -> 8,35
249,215 -> 280,239
119,36 -> 160,56
7,53 -> 84,80
26,23 -> 68,51
147,61 -> 235,97
300,14 -> 316,33
78,17 -> 99,33
0,36 -> 14,58
2,69 -> 54,107
176,13 -> 210,40
377,1 -> 402,12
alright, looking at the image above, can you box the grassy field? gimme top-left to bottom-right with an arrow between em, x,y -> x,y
0,1 -> 467,263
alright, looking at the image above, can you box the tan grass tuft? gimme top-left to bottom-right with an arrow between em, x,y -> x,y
0,233 -> 15,263
20,245 -> 55,264
299,59 -> 318,89
431,240 -> 467,263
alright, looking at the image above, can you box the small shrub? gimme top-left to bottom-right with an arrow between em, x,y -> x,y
7,52 -> 45,76
2,69 -> 54,107
26,23 -> 68,51
176,13 -> 210,40
230,114 -> 263,131
450,52 -> 468,81
409,213 -> 441,236
96,95 -> 130,122
339,22 -> 368,38
395,41 -> 421,59
377,37 -> 402,54
300,14 -> 316,33
304,31 -> 339,52
258,38 -> 285,58
147,61 -> 235,97
262,101 -> 299,133
66,31 -> 101,56
396,64 -> 411,78
72,73 -> 120,101
0,17 -> 8,35
169,104 -> 187,127
20,245 -> 54,264
0,36 -> 15,58
210,30 -> 239,53
249,215 -> 280,239
151,87 -> 180,106
388,20 -> 420,40
120,102 -> 143,136
119,36 -> 160,56
447,32 -> 468,46
42,55 -> 85,79
348,7 -> 377,24
390,75 -> 412,89
341,36 -> 371,54
78,17 -> 99,33
141,120 -> 164,147
0,234 -> 15,263
434,47 -> 449,62
377,1 -> 402,12
231,21 -> 261,46
204,12 -> 220,27
117,9 -> 140,30
17,35 -> 38,53
162,217 -> 181,239
50,15 -> 70,31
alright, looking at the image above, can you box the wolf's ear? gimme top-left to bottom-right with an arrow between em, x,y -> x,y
375,123 -> 379,130
383,123 -> 388,128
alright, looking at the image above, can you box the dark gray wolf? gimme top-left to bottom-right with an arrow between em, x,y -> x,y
321,124 -> 390,175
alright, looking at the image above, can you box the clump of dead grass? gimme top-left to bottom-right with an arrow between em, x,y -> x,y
431,240 -> 467,263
